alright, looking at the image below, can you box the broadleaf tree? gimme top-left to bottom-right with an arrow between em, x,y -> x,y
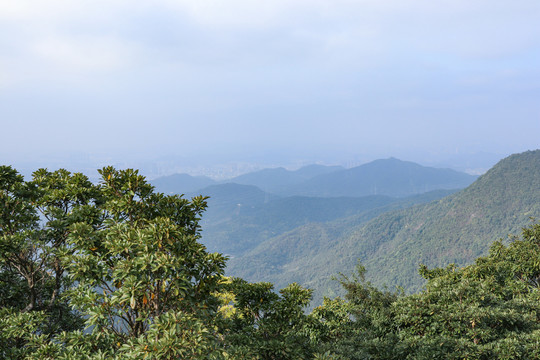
1,166 -> 227,359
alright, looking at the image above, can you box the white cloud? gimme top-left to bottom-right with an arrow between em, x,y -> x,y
2,0 -> 538,69
0,0 -> 132,22
31,35 -> 133,72
159,0 -> 305,28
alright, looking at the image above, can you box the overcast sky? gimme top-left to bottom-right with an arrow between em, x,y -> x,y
1,0 -> 539,175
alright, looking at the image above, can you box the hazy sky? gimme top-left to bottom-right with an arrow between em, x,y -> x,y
1,0 -> 539,174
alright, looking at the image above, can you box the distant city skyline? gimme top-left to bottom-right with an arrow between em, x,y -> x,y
1,1 -> 539,178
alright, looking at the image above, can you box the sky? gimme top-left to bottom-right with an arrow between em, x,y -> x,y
1,0 -> 539,177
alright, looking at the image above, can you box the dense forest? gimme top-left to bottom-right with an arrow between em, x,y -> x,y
2,163 -> 540,359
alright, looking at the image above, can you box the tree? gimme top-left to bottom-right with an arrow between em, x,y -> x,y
391,222 -> 540,359
1,166 -> 227,359
0,166 -> 97,358
218,278 -> 314,359
307,264 -> 401,360
308,223 -> 540,359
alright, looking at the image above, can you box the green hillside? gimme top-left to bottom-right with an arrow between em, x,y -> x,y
226,190 -> 457,304
201,194 -> 400,257
355,149 -> 540,291
189,183 -> 278,225
228,150 -> 540,304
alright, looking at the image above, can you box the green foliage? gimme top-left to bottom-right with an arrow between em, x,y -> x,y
389,223 -> 540,358
307,264 -> 402,360
219,278 -> 315,359
227,189 -> 455,307
0,166 -> 94,349
302,222 -> 540,359
0,308 -> 48,359
1,166 -> 227,359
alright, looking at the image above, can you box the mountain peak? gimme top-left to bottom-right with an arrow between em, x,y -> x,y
283,158 -> 476,197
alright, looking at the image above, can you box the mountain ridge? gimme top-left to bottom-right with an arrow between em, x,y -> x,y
152,159 -> 476,199
280,157 -> 477,197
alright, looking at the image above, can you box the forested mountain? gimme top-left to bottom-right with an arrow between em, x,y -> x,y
225,190 -> 458,303
200,192 -> 455,258
354,149 -> 540,290
227,150 -> 540,303
280,157 -> 477,197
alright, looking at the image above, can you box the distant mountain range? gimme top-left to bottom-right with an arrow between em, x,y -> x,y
153,163 -> 345,196
226,150 -> 540,305
228,164 -> 345,194
153,158 -> 477,198
279,158 -> 477,197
